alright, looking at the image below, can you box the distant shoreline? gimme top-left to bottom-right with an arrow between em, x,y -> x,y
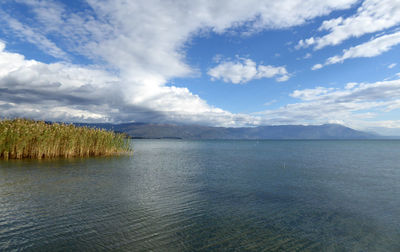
74,122 -> 381,140
130,138 -> 400,141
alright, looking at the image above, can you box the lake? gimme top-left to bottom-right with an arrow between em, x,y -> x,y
1,140 -> 400,251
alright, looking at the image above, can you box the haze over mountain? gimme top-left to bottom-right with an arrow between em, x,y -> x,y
75,123 -> 378,140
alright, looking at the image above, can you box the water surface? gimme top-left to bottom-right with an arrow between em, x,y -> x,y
1,140 -> 399,251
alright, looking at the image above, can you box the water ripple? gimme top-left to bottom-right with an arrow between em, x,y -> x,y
1,140 -> 400,251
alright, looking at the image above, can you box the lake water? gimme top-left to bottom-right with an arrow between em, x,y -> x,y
0,140 -> 399,251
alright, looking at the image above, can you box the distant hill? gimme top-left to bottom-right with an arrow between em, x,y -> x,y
74,123 -> 379,139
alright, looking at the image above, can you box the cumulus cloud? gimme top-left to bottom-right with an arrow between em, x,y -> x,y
0,41 -> 118,121
297,0 -> 400,50
0,41 -> 261,126
388,63 -> 397,69
312,31 -> 400,69
311,64 -> 323,70
208,57 -> 289,84
0,0 -> 363,126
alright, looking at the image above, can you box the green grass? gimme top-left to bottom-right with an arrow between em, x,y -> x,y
0,118 -> 132,160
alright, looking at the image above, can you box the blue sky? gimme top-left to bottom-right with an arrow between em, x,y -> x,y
1,0 -> 400,135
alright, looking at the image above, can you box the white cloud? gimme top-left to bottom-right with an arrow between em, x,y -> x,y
313,31 -> 400,69
388,63 -> 397,69
0,41 -> 260,126
345,82 -> 358,89
311,64 -> 323,70
297,0 -> 400,50
208,57 -> 289,84
0,0 -> 363,126
2,0 -> 358,78
296,37 -> 315,49
290,87 -> 334,101
256,78 -> 400,132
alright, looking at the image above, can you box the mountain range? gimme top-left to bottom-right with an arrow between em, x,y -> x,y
74,123 -> 379,139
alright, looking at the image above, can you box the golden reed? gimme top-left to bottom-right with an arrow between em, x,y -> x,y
0,119 -> 131,160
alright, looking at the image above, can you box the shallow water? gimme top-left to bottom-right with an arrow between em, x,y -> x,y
0,140 -> 399,251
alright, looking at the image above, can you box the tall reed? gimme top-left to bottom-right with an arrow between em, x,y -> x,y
0,118 -> 132,160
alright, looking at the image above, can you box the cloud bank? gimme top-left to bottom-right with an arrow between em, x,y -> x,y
0,0 -> 358,126
258,79 -> 400,131
0,41 -> 261,126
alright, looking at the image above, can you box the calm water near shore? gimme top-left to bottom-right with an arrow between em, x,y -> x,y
1,139 -> 400,251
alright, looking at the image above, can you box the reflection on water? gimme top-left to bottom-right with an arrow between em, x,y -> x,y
1,140 -> 400,251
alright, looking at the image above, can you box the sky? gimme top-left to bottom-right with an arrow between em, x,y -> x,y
1,0 -> 400,135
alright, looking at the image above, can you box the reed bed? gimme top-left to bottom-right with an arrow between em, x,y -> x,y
0,118 -> 132,160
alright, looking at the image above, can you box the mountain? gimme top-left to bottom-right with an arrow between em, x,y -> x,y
74,123 -> 378,139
